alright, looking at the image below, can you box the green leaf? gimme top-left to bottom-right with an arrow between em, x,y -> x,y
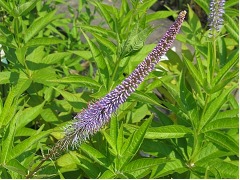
99,170 -> 116,179
81,30 -> 109,86
77,156 -> 101,178
120,25 -> 152,58
131,104 -> 150,123
123,158 -> 169,173
213,52 -> 238,85
228,93 -> 238,109
15,102 -> 45,130
41,52 -> 71,64
205,131 -> 238,155
187,5 -> 202,33
116,123 -> 124,156
32,68 -> 58,85
183,55 -> 203,86
146,11 -> 175,23
57,152 -> 79,169
91,1 -> 117,30
215,109 -> 238,120
7,129 -> 51,162
80,25 -> 116,38
209,70 -> 238,93
25,37 -> 66,47
199,86 -> 236,130
0,35 -> 17,48
0,71 -> 27,84
119,0 -> 129,18
120,118 -> 151,168
26,46 -> 45,64
202,117 -> 239,132
224,14 -> 238,35
179,70 -> 196,111
110,116 -> 118,147
91,32 -> 116,53
217,37 -> 227,66
0,79 -> 31,127
145,125 -> 192,139
195,143 -> 233,166
54,88 -> 86,103
47,75 -> 101,89
14,0 -> 39,16
70,50 -> 92,60
150,159 -> 187,178
15,127 -> 38,137
15,46 -> 27,66
224,14 -> 239,43
3,159 -> 27,176
161,78 -> 180,102
130,91 -> 162,106
209,159 -> 239,178
0,117 -> 16,163
194,0 -> 209,14
102,131 -> 117,155
225,0 -> 239,8
24,10 -> 57,42
0,0 -> 12,14
80,143 -> 109,167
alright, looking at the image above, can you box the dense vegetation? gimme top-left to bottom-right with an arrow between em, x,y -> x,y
0,0 -> 238,178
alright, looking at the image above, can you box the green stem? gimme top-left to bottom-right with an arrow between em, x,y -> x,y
25,155 -> 50,179
211,34 -> 217,82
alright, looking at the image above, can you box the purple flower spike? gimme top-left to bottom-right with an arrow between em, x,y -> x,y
208,0 -> 225,33
50,11 -> 186,155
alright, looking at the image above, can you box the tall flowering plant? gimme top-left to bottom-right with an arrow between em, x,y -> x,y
50,10 -> 186,154
25,11 -> 186,178
0,0 -> 237,178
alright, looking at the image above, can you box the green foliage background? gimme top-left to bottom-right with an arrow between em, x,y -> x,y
0,0 -> 238,178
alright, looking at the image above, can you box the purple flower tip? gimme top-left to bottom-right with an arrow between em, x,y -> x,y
208,0 -> 225,34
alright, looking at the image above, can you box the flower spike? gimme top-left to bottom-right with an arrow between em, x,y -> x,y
208,0 -> 225,33
49,11 -> 186,156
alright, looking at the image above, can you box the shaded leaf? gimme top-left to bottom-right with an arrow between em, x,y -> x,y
146,11 -> 176,23
99,170 -> 116,179
194,0 -> 209,14
120,118 -> 151,168
150,159 -> 187,178
130,91 -> 162,106
16,102 -> 45,130
41,52 -> 71,64
213,52 -> 238,84
0,0 -> 12,14
80,143 -> 109,167
200,86 -> 236,130
24,10 -> 57,42
8,129 -> 51,162
92,32 -> 116,53
3,159 -> 27,176
123,157 -> 169,173
183,55 -> 203,86
15,0 -> 39,16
